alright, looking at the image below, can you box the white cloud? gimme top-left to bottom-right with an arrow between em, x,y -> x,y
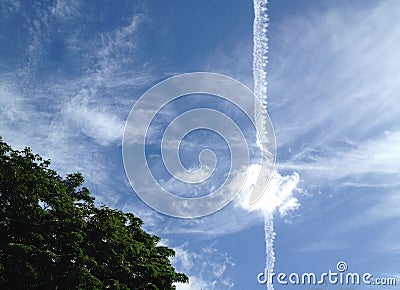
123,174 -> 300,247
0,5 -> 153,205
94,15 -> 143,77
165,242 -> 234,290
0,81 -> 32,124
279,131 -> 400,185
64,91 -> 125,146
235,165 -> 301,217
159,239 -> 235,290
268,0 -> 400,154
175,277 -> 208,290
51,0 -> 81,20
343,190 -> 400,231
299,240 -> 348,252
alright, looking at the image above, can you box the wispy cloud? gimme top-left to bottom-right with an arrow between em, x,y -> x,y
0,1 -> 152,195
169,242 -> 235,290
133,167 -> 301,239
342,190 -> 400,232
63,90 -> 125,146
279,131 -> 400,185
269,0 -> 400,154
260,1 -> 400,240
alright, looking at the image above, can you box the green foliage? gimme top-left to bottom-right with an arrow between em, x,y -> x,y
0,137 -> 188,289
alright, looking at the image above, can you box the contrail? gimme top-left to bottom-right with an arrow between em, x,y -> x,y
253,0 -> 269,107
253,0 -> 275,289
263,213 -> 275,290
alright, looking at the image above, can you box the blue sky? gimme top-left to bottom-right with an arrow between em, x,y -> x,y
1,0 -> 400,289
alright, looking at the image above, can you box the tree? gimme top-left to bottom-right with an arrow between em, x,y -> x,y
0,137 -> 188,289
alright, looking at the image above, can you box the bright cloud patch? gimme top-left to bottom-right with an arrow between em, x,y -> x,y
235,164 -> 301,217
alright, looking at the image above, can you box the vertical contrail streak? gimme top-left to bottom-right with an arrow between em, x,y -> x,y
253,0 -> 269,107
263,213 -> 275,290
253,0 -> 275,289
